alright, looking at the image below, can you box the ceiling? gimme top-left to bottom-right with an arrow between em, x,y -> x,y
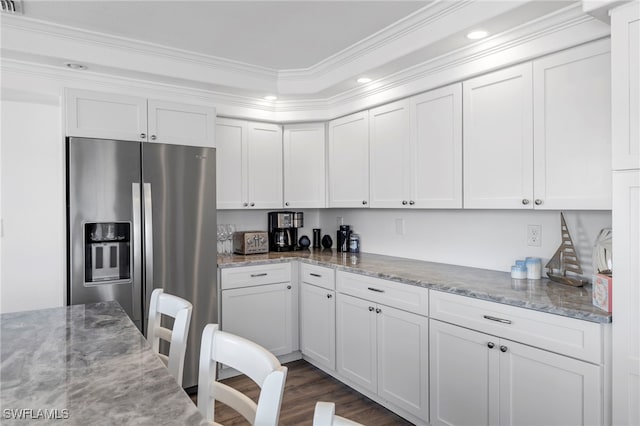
19,1 -> 431,71
2,0 -> 584,101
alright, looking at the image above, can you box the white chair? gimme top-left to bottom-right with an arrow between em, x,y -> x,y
313,402 -> 364,426
147,288 -> 193,386
197,324 -> 288,426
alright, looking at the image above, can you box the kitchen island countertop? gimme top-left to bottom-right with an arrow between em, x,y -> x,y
0,301 -> 206,425
218,250 -> 611,324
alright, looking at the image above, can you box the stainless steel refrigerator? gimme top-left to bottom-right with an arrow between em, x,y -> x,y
66,137 -> 217,390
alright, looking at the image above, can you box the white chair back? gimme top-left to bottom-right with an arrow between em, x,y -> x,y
147,288 -> 193,386
198,324 -> 288,426
313,402 -> 364,426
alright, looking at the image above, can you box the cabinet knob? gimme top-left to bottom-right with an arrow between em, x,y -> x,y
140,133 -> 147,139
368,306 -> 374,312
487,342 -> 495,349
250,202 -> 255,207
402,200 -> 408,205
287,285 -> 291,290
243,203 -> 249,207
375,308 -> 381,314
327,294 -> 332,299
534,199 -> 543,206
500,345 -> 508,353
285,202 -> 289,206
409,200 -> 415,205
522,199 -> 530,205
362,200 -> 368,205
150,134 -> 157,141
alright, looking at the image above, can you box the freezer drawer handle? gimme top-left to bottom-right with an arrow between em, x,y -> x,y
483,315 -> 512,324
367,287 -> 385,293
250,273 -> 268,278
310,273 -> 322,278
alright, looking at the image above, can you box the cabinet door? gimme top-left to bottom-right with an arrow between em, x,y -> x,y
336,293 -> 377,393
499,339 -> 602,426
283,123 -> 326,208
369,100 -> 411,208
429,320 -> 498,426
328,111 -> 370,208
65,89 -> 147,141
300,283 -> 335,371
411,84 -> 462,208
247,122 -> 283,209
147,100 -> 215,148
221,282 -> 293,356
533,40 -> 611,210
377,305 -> 429,421
612,3 -> 640,170
215,118 -> 247,209
463,63 -> 533,209
612,170 -> 640,426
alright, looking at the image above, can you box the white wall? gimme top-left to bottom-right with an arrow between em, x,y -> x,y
1,96 -> 66,313
317,209 -> 611,276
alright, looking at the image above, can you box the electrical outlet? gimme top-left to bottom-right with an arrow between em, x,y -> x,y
336,216 -> 343,226
395,218 -> 405,235
527,224 -> 542,247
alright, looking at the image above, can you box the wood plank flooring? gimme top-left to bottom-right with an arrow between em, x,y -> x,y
191,359 -> 414,425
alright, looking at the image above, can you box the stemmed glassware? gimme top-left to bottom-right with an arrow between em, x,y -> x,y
225,224 -> 236,255
216,224 -> 237,255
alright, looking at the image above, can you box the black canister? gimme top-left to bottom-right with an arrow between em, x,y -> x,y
337,225 -> 351,252
313,228 -> 321,249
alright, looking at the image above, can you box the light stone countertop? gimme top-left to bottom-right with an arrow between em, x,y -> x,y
0,301 -> 206,425
218,250 -> 612,324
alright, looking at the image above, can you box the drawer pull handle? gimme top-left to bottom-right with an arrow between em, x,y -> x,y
367,287 -> 385,293
310,273 -> 322,278
483,315 -> 512,324
250,273 -> 268,278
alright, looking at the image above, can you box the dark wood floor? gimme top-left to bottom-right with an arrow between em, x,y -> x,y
191,359 -> 414,425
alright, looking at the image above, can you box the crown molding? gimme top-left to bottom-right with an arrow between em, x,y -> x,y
2,3 -> 611,124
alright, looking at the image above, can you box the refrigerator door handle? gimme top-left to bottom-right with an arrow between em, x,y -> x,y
143,182 -> 154,307
131,183 -> 142,323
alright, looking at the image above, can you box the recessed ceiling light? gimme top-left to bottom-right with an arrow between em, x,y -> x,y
64,62 -> 87,70
357,77 -> 372,84
264,95 -> 278,101
466,30 -> 489,40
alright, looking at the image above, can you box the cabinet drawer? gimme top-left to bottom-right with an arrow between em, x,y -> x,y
429,290 -> 602,364
300,263 -> 335,290
220,263 -> 291,290
336,271 -> 428,316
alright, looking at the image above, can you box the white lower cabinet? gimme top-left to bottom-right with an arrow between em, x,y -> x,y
299,264 -> 336,371
336,271 -> 429,423
220,263 -> 297,357
429,290 -> 605,426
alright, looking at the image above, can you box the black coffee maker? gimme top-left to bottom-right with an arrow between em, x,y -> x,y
337,225 -> 351,252
268,211 -> 303,251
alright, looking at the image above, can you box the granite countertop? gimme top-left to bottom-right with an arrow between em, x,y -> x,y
218,250 -> 612,324
0,301 -> 206,425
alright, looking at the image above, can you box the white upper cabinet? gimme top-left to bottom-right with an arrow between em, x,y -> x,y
283,123 -> 326,208
612,3 -> 640,170
66,89 -> 148,141
328,111 -> 370,208
410,84 -> 463,208
369,99 -> 411,208
464,40 -> 611,210
147,100 -> 215,148
533,39 -> 611,210
463,63 -> 534,209
246,121 -> 283,209
215,118 -> 246,209
215,118 -> 283,209
66,89 -> 215,147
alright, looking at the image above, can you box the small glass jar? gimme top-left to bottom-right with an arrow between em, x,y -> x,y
511,264 -> 527,279
349,233 -> 360,253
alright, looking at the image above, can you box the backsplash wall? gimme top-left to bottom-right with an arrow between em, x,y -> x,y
218,208 -> 611,277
